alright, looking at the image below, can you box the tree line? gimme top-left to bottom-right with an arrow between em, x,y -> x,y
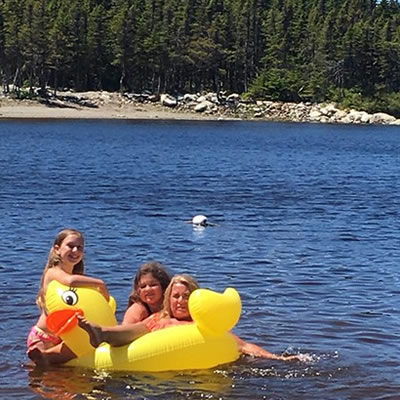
1,0 -> 399,115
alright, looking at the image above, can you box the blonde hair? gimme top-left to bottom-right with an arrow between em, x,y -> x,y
36,229 -> 85,309
160,274 -> 199,319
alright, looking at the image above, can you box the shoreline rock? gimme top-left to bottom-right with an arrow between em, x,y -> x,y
167,92 -> 399,125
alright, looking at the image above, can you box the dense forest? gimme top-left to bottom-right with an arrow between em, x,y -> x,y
0,0 -> 399,115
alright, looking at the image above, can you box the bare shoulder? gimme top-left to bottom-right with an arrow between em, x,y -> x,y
42,267 -> 69,291
122,302 -> 149,324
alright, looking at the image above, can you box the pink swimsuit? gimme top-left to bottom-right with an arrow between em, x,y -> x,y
27,325 -> 62,351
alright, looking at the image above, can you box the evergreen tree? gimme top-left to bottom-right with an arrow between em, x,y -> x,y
20,0 -> 50,94
49,0 -> 79,93
87,4 -> 110,90
0,0 -> 398,113
2,0 -> 25,93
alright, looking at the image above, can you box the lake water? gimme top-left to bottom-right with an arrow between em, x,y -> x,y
0,119 -> 399,399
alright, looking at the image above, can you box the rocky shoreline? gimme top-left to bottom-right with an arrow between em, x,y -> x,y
155,92 -> 400,126
1,89 -> 399,125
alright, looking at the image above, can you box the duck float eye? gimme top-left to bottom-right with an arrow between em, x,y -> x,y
61,290 -> 79,306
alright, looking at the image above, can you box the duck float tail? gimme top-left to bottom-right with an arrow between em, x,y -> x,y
45,280 -> 242,371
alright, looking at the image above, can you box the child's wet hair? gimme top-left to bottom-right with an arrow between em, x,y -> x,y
48,229 -> 85,274
36,228 -> 85,309
127,261 -> 171,308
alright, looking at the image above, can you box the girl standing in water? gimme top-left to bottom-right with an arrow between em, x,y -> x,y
27,228 -> 110,366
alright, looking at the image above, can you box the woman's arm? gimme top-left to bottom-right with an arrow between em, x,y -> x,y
232,334 -> 301,361
122,303 -> 149,325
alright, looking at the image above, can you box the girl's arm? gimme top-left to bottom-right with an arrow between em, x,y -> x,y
232,334 -> 300,361
46,268 -> 110,300
122,303 -> 149,325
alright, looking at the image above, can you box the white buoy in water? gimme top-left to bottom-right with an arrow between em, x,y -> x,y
184,214 -> 217,227
192,214 -> 209,227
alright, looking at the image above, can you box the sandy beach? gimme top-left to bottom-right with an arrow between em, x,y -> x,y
0,96 -> 222,121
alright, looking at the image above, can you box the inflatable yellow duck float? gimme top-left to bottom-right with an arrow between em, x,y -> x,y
44,280 -> 242,371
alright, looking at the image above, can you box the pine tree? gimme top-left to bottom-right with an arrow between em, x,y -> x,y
20,0 -> 50,95
2,0 -> 25,94
87,4 -> 110,90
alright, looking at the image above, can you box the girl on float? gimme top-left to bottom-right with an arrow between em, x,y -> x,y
78,274 -> 303,361
27,228 -> 110,366
122,261 -> 171,324
29,258 -> 171,366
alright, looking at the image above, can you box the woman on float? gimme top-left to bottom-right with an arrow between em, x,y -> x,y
78,274 -> 302,361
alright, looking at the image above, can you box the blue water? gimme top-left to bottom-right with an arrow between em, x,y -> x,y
0,119 -> 399,399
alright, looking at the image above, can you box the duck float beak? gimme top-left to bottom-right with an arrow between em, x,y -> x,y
47,309 -> 84,336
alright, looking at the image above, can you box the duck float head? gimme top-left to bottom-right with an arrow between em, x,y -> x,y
45,280 -> 241,371
45,281 -> 118,357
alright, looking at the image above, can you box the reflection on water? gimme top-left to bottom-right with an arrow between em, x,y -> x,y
28,366 -> 95,399
27,364 -> 237,399
25,352 -> 346,400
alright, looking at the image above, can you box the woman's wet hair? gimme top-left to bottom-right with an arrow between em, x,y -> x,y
161,274 -> 200,319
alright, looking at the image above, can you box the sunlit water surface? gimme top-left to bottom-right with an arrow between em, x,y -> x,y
0,120 -> 399,399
